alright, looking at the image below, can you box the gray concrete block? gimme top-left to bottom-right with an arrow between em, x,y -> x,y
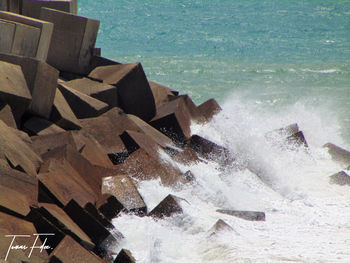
22,0 -> 77,19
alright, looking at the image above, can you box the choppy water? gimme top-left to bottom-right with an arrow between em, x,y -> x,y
80,1 -> 350,262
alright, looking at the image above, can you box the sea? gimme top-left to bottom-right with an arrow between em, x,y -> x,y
80,1 -> 350,262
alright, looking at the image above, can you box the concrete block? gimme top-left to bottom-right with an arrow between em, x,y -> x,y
329,171 -> 350,186
0,120 -> 42,177
0,101 -> 17,128
22,0 -> 77,19
114,249 -> 136,263
149,194 -> 185,218
197,98 -> 222,122
0,11 -> 53,60
0,60 -> 31,123
209,219 -> 234,236
0,53 -> 59,118
50,88 -> 82,130
324,143 -> 350,166
0,19 -> 15,52
58,81 -> 109,118
286,131 -> 308,148
49,236 -> 104,263
89,63 -> 156,121
0,1 -> 8,11
40,7 -> 99,74
66,77 -> 119,108
216,209 -> 266,221
23,116 -> 65,136
95,194 -> 124,221
149,81 -> 176,108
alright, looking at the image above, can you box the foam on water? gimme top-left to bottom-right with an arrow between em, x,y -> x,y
111,96 -> 350,262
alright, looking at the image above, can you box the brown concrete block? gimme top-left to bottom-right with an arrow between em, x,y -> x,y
329,170 -> 350,186
118,148 -> 185,186
50,88 -> 82,130
96,194 -> 124,221
0,164 -> 38,217
88,54 -> 120,72
49,236 -> 103,263
0,60 -> 31,123
0,120 -> 42,176
149,194 -> 185,218
150,96 -> 192,144
172,146 -> 200,165
0,19 -> 15,52
197,98 -> 222,122
188,134 -> 233,165
0,11 -> 53,60
324,143 -> 350,166
114,249 -> 136,263
22,0 -> 77,19
209,219 -> 234,236
40,7 -> 99,74
63,199 -> 123,256
149,81 -> 176,108
24,116 -> 65,136
0,53 -> 59,118
38,158 -> 96,207
58,81 -> 109,119
102,174 -> 147,213
66,77 -> 119,108
177,94 -> 205,122
0,101 -> 16,128
120,130 -> 161,157
216,209 -> 266,221
89,63 -> 156,121
38,203 -> 95,250
41,144 -> 103,197
286,130 -> 308,148
0,212 -> 49,262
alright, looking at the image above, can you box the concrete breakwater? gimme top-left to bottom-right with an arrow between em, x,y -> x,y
1,1 -> 350,262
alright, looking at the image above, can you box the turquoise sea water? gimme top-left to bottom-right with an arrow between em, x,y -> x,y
80,0 -> 350,141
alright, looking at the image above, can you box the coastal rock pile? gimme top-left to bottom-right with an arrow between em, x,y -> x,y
0,1 -> 349,262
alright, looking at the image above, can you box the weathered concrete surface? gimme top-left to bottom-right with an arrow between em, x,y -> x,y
0,11 -> 53,60
114,249 -> 136,263
0,120 -> 42,177
66,77 -> 119,108
0,53 -> 59,118
0,164 -> 38,217
40,7 -> 99,74
58,81 -> 109,119
0,212 -> 49,263
149,194 -> 184,218
216,209 -> 266,221
197,98 -> 222,122
89,63 -> 156,121
96,194 -> 124,221
150,96 -> 192,144
0,60 -> 31,123
324,143 -> 350,166
102,174 -> 147,213
23,116 -> 65,136
22,0 -> 78,19
172,146 -> 200,165
50,88 -> 82,130
0,19 -> 15,52
0,101 -> 16,128
329,171 -> 350,186
38,203 -> 95,250
149,81 -> 176,109
49,236 -> 104,263
120,130 -> 161,157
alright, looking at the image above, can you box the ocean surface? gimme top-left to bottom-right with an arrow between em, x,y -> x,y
80,1 -> 350,262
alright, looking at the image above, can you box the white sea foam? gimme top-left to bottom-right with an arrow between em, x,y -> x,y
111,95 -> 350,262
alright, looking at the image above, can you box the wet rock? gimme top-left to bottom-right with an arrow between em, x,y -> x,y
58,80 -> 109,118
209,219 -> 234,236
22,0 -> 77,19
96,194 -> 124,221
0,60 -> 31,123
149,194 -> 185,218
102,174 -> 147,214
120,130 -> 161,156
0,164 -> 38,217
149,81 -> 176,108
266,123 -> 300,139
0,11 -> 53,60
0,212 -> 49,262
23,116 -> 65,136
188,134 -> 233,165
50,88 -> 82,130
0,53 -> 59,118
176,94 -> 205,122
329,171 -> 350,186
216,209 -> 266,221
0,101 -> 16,128
150,96 -> 192,144
197,98 -> 222,122
286,131 -> 308,148
40,8 -> 99,74
172,146 -> 200,165
114,249 -> 136,263
48,236 -> 104,263
63,199 -> 123,257
89,63 -> 156,121
65,77 -> 119,108
324,143 -> 350,166
0,120 -> 42,177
